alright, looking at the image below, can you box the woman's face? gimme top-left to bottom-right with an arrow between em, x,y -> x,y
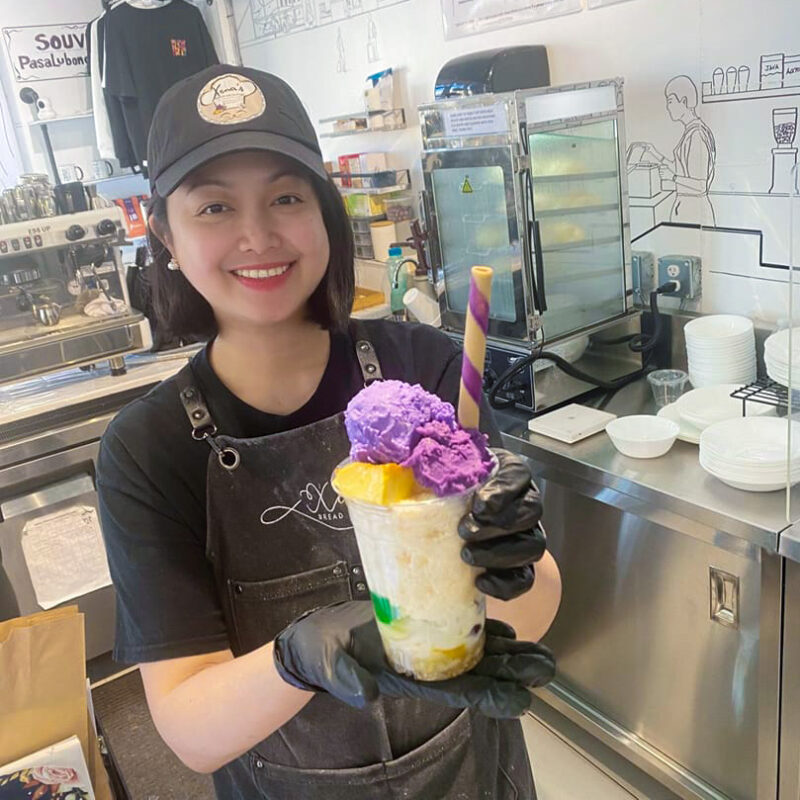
162,150 -> 330,332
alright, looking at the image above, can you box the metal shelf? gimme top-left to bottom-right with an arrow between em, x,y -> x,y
321,123 -> 406,139
319,109 -> 406,138
85,173 -> 147,188
27,112 -> 93,127
531,170 -> 618,184
333,168 -> 410,194
318,108 -> 405,124
338,184 -> 408,196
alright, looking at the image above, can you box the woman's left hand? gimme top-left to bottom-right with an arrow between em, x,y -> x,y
459,449 -> 547,601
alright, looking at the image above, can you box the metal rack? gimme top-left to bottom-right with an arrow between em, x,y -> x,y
730,377 -> 795,414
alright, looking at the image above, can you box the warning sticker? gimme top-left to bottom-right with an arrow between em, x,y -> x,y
461,176 -> 473,194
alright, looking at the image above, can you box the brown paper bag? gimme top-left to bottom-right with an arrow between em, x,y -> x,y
87,713 -> 113,800
0,606 -> 89,768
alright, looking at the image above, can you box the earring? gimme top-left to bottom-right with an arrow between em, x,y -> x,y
167,257 -> 180,271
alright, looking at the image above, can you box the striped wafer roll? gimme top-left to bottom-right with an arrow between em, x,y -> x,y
458,266 -> 493,431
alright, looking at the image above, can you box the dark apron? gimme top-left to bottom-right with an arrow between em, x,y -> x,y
175,322 -> 535,800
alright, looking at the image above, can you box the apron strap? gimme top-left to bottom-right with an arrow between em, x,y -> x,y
350,319 -> 383,385
174,323 -> 383,466
175,364 -> 241,470
175,363 -> 217,440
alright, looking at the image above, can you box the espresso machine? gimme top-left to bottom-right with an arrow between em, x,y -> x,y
0,207 -> 152,384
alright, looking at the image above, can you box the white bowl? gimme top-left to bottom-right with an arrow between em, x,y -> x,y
684,314 -> 754,341
606,415 -> 680,458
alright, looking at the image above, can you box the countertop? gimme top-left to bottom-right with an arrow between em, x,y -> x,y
497,378 -> 800,558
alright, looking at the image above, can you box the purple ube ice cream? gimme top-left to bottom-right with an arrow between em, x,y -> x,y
344,380 -> 494,496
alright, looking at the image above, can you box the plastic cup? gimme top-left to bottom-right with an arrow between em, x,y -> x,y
647,369 -> 689,407
333,460 -> 487,681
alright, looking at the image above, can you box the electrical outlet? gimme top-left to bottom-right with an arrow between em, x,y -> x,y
657,255 -> 702,299
631,251 -> 655,305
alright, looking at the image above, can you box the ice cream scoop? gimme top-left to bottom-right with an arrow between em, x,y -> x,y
343,380 -> 493,497
403,420 -> 494,496
345,380 -> 457,464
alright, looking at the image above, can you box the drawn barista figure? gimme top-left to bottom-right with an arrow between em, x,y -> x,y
639,75 -> 717,226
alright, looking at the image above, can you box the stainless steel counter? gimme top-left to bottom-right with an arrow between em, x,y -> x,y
497,379 -> 788,800
498,378 -> 800,557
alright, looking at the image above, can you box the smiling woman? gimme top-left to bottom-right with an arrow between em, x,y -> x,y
145,153 -> 354,341
96,62 -> 558,800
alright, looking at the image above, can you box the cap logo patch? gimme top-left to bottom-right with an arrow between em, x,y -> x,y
197,73 -> 266,125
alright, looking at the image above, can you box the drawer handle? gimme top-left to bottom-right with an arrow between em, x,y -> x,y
710,566 -> 739,629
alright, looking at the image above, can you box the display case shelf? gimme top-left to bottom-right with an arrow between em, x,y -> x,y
540,234 -> 621,254
531,170 -> 618,184
535,203 -> 620,217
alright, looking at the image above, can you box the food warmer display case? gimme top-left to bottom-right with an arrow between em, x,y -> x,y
419,79 -> 641,412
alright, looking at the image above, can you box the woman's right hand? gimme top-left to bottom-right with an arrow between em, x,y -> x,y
273,600 -> 555,718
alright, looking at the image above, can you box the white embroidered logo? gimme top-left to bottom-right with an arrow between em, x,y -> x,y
260,482 -> 352,531
197,73 -> 266,125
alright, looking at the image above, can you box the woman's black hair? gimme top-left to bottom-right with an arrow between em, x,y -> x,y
146,166 -> 355,340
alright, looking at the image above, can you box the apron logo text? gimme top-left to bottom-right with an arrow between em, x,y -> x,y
260,482 -> 352,531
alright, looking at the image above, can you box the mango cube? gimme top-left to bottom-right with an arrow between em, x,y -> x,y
333,462 -> 420,505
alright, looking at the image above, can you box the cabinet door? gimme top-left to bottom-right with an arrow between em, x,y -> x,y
528,118 -> 628,340
423,146 -> 530,341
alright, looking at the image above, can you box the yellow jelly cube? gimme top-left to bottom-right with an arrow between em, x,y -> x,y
333,462 -> 420,505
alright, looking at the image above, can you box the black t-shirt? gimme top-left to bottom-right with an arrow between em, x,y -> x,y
103,0 -> 218,162
97,320 -> 501,663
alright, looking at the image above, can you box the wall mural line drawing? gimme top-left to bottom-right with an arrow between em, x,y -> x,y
701,51 -> 800,103
336,26 -> 346,72
233,0 -> 409,45
366,13 -> 379,63
629,75 -> 717,227
628,64 -> 800,272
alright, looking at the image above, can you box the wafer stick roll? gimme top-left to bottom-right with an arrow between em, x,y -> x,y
458,266 -> 493,431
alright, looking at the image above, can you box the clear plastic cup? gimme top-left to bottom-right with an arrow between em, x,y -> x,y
333,460 -> 486,681
647,369 -> 689,407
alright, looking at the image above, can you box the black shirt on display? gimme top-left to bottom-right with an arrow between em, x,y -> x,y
103,0 -> 218,166
97,320 -> 501,664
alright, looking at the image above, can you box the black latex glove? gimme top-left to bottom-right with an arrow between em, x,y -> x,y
459,448 -> 546,601
274,600 -> 555,718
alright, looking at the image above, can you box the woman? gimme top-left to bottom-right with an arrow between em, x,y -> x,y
97,64 -> 562,800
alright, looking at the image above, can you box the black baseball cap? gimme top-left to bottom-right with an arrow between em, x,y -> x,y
147,64 -> 327,196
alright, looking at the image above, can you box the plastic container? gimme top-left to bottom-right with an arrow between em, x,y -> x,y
346,193 -> 386,218
646,369 -> 689,407
385,246 -> 408,313
384,192 -> 415,222
332,460 -> 486,681
369,220 -> 397,262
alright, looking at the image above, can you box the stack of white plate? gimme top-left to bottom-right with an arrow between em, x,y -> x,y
765,327 -> 800,389
684,315 -> 757,388
699,417 -> 800,492
674,384 -> 775,431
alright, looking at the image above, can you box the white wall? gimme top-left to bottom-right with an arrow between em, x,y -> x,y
233,0 -> 800,325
